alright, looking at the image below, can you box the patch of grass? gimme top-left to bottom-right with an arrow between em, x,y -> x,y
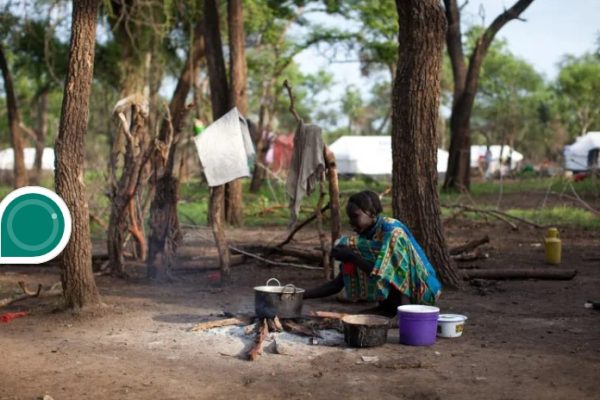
444,176 -> 599,198
507,207 -> 600,230
178,199 -> 209,226
0,173 -> 595,231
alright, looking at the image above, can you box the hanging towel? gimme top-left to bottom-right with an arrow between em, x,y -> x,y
194,107 -> 255,187
286,122 -> 325,224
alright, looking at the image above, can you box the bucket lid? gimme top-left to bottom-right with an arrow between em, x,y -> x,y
397,305 -> 440,313
438,314 -> 467,322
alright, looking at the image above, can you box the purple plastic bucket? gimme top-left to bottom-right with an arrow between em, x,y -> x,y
397,305 -> 440,346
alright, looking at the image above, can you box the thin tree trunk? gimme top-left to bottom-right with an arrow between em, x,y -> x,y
32,89 -> 49,185
55,0 -> 101,308
224,0 -> 248,226
204,0 -> 231,280
228,0 -> 248,115
443,0 -> 535,191
204,0 -> 230,118
249,79 -> 274,193
211,185 -> 230,280
324,146 -> 340,281
393,0 -> 460,287
249,120 -> 268,193
225,179 -> 243,225
0,43 -> 28,188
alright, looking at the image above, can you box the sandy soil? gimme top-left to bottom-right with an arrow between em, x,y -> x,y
1,208 -> 599,400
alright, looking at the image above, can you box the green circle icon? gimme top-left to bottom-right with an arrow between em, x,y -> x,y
1,192 -> 67,259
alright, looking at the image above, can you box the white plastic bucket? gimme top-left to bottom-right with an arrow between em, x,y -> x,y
437,314 -> 468,338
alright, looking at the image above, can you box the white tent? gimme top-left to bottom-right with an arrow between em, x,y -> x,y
0,147 -> 55,171
563,131 -> 600,171
328,136 -> 449,175
470,145 -> 523,173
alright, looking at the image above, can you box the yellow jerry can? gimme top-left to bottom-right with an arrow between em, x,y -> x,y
544,227 -> 562,265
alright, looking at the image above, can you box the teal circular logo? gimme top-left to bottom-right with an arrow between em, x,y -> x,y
0,187 -> 71,264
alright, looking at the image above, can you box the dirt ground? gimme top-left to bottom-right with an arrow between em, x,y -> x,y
1,194 -> 599,400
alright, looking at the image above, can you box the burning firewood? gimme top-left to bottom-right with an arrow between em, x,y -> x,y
281,320 -> 320,338
247,319 -> 269,361
243,322 -> 258,335
273,316 -> 284,331
266,318 -> 282,332
190,317 -> 250,332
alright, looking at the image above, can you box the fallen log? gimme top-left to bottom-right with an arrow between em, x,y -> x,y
0,282 -> 42,308
449,235 -> 490,255
244,245 -> 321,262
442,204 -> 544,229
462,268 -> 577,281
248,318 -> 269,361
229,245 -> 322,270
190,317 -> 249,332
451,250 -> 489,262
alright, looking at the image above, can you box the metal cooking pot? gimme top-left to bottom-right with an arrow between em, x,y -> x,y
254,278 -> 305,319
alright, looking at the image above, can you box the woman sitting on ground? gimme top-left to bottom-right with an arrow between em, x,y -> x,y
304,190 -> 442,316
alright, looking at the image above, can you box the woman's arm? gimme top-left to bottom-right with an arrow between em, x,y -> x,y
332,245 -> 375,275
304,273 -> 344,299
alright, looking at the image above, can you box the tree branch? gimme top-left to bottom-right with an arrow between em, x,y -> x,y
283,79 -> 303,124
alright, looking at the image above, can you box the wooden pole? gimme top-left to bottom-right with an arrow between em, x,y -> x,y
210,186 -> 230,282
324,145 -> 340,280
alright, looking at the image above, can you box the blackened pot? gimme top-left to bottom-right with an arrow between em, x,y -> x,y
342,314 -> 390,347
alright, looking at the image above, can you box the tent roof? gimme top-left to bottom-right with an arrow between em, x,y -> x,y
0,147 -> 55,170
329,135 -> 393,158
565,132 -> 600,154
471,145 -> 524,161
328,136 -> 448,174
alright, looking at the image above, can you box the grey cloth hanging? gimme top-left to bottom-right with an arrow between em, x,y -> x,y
286,121 -> 325,225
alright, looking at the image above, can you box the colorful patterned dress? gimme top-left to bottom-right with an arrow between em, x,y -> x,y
337,216 -> 442,305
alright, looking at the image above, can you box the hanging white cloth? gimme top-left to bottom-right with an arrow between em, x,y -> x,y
194,107 -> 255,187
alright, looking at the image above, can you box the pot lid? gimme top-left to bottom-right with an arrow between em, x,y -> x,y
253,285 -> 305,293
397,305 -> 440,313
438,314 -> 468,322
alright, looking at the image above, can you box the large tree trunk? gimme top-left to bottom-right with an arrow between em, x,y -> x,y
204,0 -> 231,280
55,0 -> 101,308
393,0 -> 460,287
0,44 -> 28,188
146,19 -> 204,281
223,0 -> 247,226
443,0 -> 535,191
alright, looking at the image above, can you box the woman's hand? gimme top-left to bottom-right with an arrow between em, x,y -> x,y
331,246 -> 356,262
